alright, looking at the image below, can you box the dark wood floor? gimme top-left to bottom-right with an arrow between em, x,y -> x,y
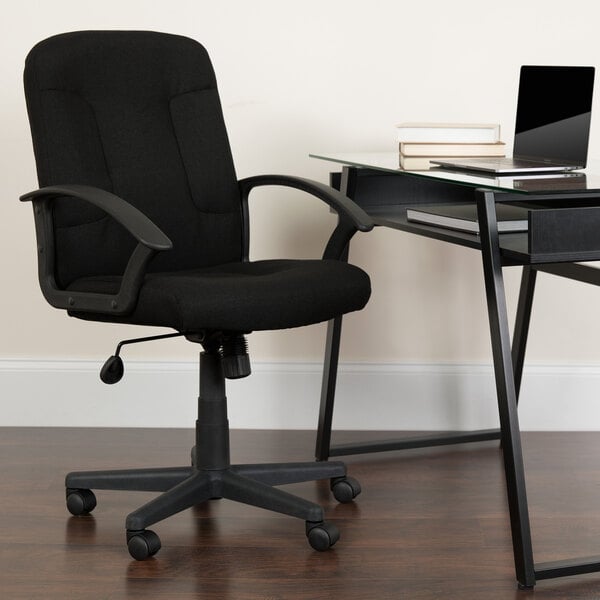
3,428 -> 600,599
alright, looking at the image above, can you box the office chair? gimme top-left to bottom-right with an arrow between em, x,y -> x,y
21,31 -> 373,560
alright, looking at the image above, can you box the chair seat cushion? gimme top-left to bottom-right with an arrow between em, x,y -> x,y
67,259 -> 371,333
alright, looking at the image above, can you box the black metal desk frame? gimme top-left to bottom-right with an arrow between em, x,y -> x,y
314,165 -> 600,589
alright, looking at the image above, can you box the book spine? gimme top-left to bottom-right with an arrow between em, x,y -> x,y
399,142 -> 506,157
396,125 -> 500,144
399,155 -> 444,170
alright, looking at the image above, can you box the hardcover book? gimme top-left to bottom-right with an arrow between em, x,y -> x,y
400,154 -> 453,170
399,141 -> 506,157
396,122 -> 501,144
400,153 -> 507,171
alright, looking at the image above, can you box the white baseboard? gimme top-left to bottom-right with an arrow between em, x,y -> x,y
1,359 -> 600,430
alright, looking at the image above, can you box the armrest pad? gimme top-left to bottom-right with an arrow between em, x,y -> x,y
238,174 -> 374,232
20,184 -> 172,251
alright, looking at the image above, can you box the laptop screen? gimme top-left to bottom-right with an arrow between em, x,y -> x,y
514,65 -> 595,165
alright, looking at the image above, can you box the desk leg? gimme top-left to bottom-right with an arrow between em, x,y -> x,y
315,235 -> 350,461
315,167 -> 358,462
476,190 -> 536,589
315,313 -> 344,461
512,266 -> 537,402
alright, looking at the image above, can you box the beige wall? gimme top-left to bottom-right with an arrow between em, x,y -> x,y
3,0 -> 600,365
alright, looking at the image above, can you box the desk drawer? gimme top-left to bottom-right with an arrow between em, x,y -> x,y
529,206 -> 600,253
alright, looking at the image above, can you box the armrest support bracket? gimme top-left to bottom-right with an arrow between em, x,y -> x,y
20,184 -> 173,315
238,175 -> 374,260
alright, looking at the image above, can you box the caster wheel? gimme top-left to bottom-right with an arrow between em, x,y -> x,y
306,521 -> 340,551
127,529 -> 161,560
331,476 -> 361,503
66,488 -> 97,515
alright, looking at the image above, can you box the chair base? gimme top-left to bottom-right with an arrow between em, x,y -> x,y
66,459 -> 351,557
64,345 -> 360,558
66,459 -> 347,528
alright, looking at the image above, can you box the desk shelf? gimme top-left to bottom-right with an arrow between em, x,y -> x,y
367,204 -> 600,264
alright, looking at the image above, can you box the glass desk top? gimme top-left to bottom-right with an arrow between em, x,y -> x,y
309,152 -> 600,194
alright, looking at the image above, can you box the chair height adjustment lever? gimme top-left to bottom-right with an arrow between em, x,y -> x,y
99,332 -> 184,384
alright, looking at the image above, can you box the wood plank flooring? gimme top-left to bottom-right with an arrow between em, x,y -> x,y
2,428 -> 600,599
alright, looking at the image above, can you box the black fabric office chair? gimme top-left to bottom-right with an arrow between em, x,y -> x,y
21,31 -> 373,559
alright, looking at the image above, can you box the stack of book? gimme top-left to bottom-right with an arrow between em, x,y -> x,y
396,122 -> 505,170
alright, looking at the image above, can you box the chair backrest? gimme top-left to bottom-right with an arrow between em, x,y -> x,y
24,30 -> 243,288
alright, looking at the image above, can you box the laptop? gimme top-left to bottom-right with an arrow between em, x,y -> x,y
431,65 -> 595,174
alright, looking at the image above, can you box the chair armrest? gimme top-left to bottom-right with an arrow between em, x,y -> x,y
238,175 -> 374,260
20,184 -> 172,250
20,184 -> 173,315
238,175 -> 374,232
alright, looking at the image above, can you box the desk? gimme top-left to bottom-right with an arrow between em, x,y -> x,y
310,152 -> 600,589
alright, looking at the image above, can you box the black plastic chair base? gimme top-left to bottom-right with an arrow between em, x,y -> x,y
66,460 -> 348,526
65,346 -> 357,558
66,459 -> 349,558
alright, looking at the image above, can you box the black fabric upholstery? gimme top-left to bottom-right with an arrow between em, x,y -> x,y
24,31 -> 242,288
67,259 -> 371,332
24,31 -> 371,335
